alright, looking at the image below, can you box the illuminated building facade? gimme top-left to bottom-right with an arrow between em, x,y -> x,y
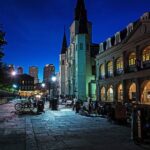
96,12 -> 150,105
60,0 -> 99,100
16,74 -> 34,97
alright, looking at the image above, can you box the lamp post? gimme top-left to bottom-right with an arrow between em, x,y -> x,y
51,76 -> 56,98
41,83 -> 46,88
12,84 -> 17,89
11,71 -> 18,96
11,71 -> 17,76
48,75 -> 57,109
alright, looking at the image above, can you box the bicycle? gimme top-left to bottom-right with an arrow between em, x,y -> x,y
14,100 -> 34,112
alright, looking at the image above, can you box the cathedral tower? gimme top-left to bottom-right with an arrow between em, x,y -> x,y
59,30 -> 67,96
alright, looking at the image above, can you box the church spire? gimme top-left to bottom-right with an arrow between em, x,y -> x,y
75,0 -> 88,34
75,0 -> 86,20
61,28 -> 67,54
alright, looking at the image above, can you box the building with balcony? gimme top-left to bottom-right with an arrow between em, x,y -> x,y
96,12 -> 150,105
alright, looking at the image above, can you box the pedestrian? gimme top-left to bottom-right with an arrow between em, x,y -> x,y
88,97 -> 92,114
75,100 -> 80,113
73,97 -> 77,110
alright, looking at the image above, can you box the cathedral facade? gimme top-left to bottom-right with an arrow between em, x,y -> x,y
59,0 -> 98,101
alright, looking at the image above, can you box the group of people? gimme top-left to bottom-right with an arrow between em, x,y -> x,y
72,97 -> 101,115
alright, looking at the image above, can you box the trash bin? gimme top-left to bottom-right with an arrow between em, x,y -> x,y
131,105 -> 150,144
37,100 -> 44,113
51,98 -> 58,110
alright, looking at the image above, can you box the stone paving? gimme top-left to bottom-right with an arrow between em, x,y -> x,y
0,101 -> 149,150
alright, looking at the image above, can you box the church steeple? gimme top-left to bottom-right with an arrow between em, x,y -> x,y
61,29 -> 67,54
75,0 -> 88,34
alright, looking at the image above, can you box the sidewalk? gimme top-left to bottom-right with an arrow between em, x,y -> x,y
0,101 -> 148,150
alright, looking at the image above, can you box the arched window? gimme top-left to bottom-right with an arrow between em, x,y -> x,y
142,46 -> 150,62
100,64 -> 105,78
107,61 -> 113,77
101,87 -> 106,101
129,83 -> 136,100
107,86 -> 113,102
141,81 -> 150,104
116,57 -> 123,74
129,52 -> 136,66
118,84 -> 123,102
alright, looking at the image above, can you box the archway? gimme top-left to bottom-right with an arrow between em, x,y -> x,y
142,46 -> 150,62
100,64 -> 105,78
129,52 -> 136,66
129,83 -> 136,101
107,61 -> 113,77
107,86 -> 113,102
116,57 -> 123,74
117,84 -> 123,102
100,87 -> 106,101
141,81 -> 150,104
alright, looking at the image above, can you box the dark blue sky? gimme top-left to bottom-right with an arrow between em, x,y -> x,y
0,0 -> 150,81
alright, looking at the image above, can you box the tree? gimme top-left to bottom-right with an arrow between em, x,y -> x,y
0,30 -> 5,60
0,29 -> 11,91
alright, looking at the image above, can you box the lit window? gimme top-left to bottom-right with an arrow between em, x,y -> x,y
142,46 -> 150,62
100,64 -> 105,78
118,84 -> 123,102
107,86 -> 113,102
116,57 -> 123,73
107,61 -> 113,77
129,52 -> 136,66
129,83 -> 136,100
141,81 -> 150,104
101,87 -> 106,101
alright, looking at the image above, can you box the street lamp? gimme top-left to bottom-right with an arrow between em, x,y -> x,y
12,84 -> 17,89
48,75 -> 57,98
41,83 -> 46,88
51,76 -> 56,82
11,71 -> 16,76
49,75 -> 58,110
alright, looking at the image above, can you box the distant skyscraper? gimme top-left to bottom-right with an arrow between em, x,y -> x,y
17,66 -> 23,74
43,64 -> 55,83
29,66 -> 39,84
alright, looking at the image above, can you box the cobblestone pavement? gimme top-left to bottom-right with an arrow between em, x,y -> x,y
0,101 -> 148,150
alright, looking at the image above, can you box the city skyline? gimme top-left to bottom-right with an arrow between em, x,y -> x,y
0,0 -> 150,80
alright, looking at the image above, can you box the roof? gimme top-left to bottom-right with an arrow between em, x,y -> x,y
61,32 -> 67,54
75,0 -> 88,34
90,43 -> 99,58
99,12 -> 150,52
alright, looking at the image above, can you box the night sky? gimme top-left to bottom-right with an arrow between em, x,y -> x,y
0,0 -> 150,81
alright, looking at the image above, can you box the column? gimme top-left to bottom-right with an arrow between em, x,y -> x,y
113,84 -> 117,103
123,51 -> 127,73
136,45 -> 141,71
96,82 -> 100,101
104,60 -> 107,78
135,78 -> 141,102
122,80 -> 127,103
112,57 -> 116,77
